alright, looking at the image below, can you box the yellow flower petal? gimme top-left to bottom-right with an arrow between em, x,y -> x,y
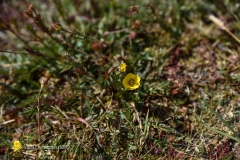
119,63 -> 127,72
12,140 -> 22,152
122,73 -> 141,90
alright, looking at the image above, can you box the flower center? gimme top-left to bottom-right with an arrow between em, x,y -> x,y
128,79 -> 135,86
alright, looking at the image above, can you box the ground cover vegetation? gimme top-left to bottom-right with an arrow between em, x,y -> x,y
0,0 -> 240,159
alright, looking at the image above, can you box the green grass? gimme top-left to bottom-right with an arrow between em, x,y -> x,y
0,0 -> 240,159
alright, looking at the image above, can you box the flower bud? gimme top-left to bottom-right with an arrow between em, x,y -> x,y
52,22 -> 61,31
25,3 -> 35,18
132,20 -> 141,28
91,41 -> 108,52
130,6 -> 139,14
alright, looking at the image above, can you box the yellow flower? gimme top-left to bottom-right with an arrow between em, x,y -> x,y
119,63 -> 127,72
122,73 -> 140,90
12,140 -> 22,152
